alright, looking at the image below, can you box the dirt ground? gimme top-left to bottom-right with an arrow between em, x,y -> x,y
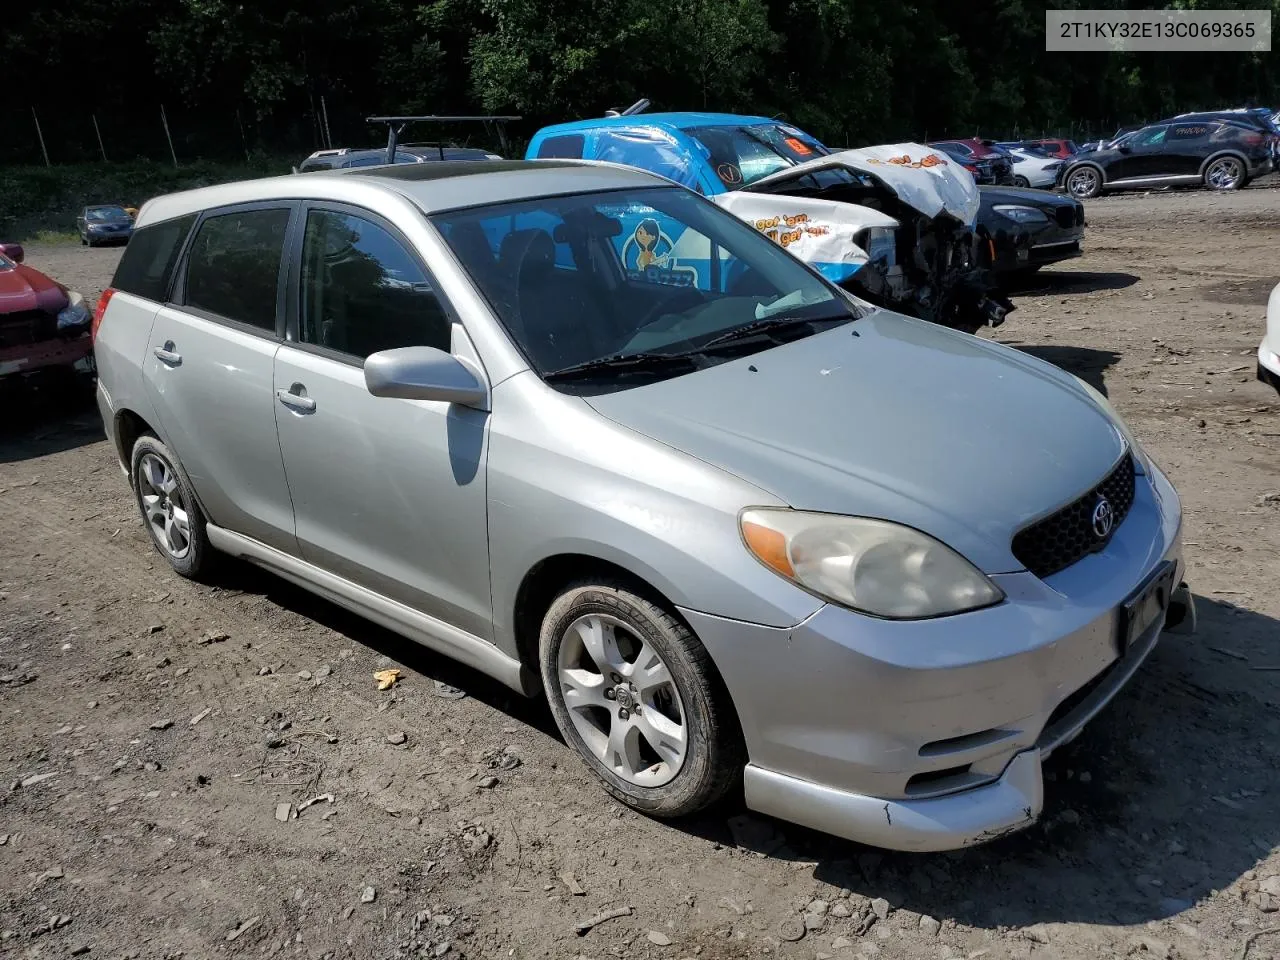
2,183 -> 1279,960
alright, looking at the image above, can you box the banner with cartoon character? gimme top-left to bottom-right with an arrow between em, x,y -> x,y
746,142 -> 981,227
709,192 -> 899,285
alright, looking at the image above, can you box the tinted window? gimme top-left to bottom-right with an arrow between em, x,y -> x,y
1168,124 -> 1211,141
184,208 -> 289,331
299,210 -> 450,359
1130,126 -> 1168,148
536,134 -> 585,159
433,187 -> 850,386
112,214 -> 196,302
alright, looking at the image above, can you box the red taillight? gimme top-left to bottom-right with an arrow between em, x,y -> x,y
1241,130 -> 1265,145
92,287 -> 116,342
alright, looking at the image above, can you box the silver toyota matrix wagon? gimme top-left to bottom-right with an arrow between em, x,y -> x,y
93,159 -> 1196,851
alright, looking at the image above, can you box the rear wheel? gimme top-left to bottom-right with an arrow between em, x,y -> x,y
1013,175 -> 1030,188
130,435 -> 213,580
539,580 -> 743,817
1204,155 -> 1245,191
1066,165 -> 1102,199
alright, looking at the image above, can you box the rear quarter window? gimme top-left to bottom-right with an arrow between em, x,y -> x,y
535,134 -> 586,159
110,214 -> 197,302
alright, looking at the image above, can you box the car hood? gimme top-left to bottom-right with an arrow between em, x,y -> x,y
0,264 -> 66,314
980,185 -> 1074,208
746,142 -> 980,227
585,311 -> 1126,574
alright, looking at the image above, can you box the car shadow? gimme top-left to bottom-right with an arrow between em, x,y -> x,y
1002,270 -> 1140,295
674,595 -> 1280,930
1003,343 -> 1121,396
0,380 -> 104,463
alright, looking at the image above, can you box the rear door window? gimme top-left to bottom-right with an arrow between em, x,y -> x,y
183,208 -> 291,332
589,129 -> 701,188
111,214 -> 197,302
1168,124 -> 1210,141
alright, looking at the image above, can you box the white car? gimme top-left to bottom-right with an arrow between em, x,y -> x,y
1007,148 -> 1063,189
1259,281 -> 1280,394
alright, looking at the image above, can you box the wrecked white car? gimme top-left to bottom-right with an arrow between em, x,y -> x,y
526,107 -> 1013,334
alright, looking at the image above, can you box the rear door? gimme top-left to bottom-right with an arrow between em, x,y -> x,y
142,202 -> 299,553
1163,122 -> 1214,176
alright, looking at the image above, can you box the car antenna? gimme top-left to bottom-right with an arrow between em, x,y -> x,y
604,98 -> 650,118
365,114 -> 522,164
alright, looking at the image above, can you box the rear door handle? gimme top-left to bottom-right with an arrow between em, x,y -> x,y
153,342 -> 182,366
276,384 -> 316,414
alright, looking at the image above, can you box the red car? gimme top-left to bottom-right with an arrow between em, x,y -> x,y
0,243 -> 95,386
1014,138 -> 1079,160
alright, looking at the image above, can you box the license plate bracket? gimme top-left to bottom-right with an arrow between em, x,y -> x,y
1116,560 -> 1176,655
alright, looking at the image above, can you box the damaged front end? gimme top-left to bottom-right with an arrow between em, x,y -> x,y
716,143 -> 1013,335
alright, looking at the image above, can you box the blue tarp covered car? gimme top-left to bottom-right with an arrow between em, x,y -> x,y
526,106 -> 1012,333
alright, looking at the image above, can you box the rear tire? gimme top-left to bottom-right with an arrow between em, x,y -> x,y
539,580 -> 743,818
1204,155 -> 1245,191
130,434 -> 213,580
1013,175 -> 1030,188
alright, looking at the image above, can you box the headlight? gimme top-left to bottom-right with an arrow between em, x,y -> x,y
740,509 -> 1004,619
57,291 -> 90,330
992,204 -> 1049,223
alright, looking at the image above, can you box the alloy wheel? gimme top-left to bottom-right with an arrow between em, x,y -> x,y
137,453 -> 192,560
1068,167 -> 1099,198
1205,157 -> 1242,190
555,613 -> 688,787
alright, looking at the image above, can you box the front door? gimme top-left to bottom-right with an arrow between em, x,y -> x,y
1110,125 -> 1171,181
143,203 -> 299,553
272,204 -> 493,640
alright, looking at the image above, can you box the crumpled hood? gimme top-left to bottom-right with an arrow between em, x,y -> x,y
586,312 -> 1126,573
747,142 -> 981,227
0,264 -> 67,314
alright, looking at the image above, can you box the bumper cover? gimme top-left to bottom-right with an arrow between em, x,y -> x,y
1259,342 -> 1280,394
684,461 -> 1188,851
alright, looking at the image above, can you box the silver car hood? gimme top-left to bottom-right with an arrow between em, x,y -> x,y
586,312 -> 1126,574
746,142 -> 981,227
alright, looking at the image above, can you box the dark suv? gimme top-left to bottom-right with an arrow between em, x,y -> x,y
1059,119 -> 1273,198
926,140 -> 1015,185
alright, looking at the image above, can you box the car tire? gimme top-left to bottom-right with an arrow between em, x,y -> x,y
1203,155 -> 1246,191
1066,165 -> 1102,199
1013,175 -> 1030,188
538,579 -> 743,818
130,434 -> 214,580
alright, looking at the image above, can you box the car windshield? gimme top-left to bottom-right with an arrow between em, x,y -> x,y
87,206 -> 129,221
433,186 -> 855,392
687,124 -> 830,187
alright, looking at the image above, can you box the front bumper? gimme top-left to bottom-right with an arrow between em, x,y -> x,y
989,218 -> 1085,272
1259,341 -> 1280,394
0,333 -> 93,378
684,459 -> 1189,851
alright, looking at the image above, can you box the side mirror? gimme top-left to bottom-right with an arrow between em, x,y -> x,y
364,346 -> 489,409
1116,145 -> 1132,154
0,242 -> 24,263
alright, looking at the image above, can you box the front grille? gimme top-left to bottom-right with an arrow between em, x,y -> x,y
0,310 -> 56,349
1054,206 -> 1076,229
1011,454 -> 1137,579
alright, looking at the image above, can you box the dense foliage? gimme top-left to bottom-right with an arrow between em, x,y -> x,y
3,0 -> 1278,165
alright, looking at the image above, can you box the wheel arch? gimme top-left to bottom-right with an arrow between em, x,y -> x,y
1199,150 -> 1249,179
113,408 -> 156,480
1065,159 -> 1106,185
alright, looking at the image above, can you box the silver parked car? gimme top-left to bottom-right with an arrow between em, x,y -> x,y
92,160 -> 1195,851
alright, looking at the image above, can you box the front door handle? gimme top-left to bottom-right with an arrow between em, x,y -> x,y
276,383 -> 316,414
153,341 -> 182,366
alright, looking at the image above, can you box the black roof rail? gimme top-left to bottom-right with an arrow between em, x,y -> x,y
366,114 -> 522,163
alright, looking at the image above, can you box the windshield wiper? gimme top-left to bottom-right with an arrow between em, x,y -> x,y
696,312 -> 849,351
542,351 -> 701,384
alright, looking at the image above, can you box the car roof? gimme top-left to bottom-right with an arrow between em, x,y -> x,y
534,112 -> 778,139
134,160 -> 670,227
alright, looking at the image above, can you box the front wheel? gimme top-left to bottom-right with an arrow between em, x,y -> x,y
539,580 -> 743,817
1204,155 -> 1245,191
1066,165 -> 1102,199
1013,175 -> 1030,188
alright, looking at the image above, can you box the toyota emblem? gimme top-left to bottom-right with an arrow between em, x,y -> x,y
1092,495 -> 1115,539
